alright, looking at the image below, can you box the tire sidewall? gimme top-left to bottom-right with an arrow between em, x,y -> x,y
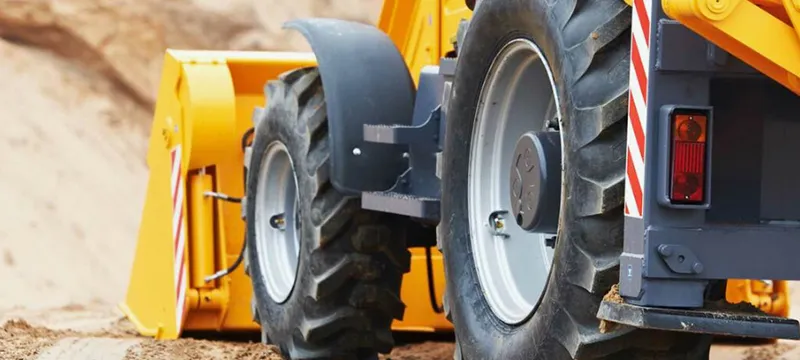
442,0 -> 577,358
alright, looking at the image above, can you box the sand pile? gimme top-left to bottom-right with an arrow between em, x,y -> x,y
0,0 -> 381,312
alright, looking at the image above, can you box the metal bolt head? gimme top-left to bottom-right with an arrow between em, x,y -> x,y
494,217 -> 504,230
706,0 -> 727,13
487,210 -> 509,238
269,213 -> 286,231
658,244 -> 673,257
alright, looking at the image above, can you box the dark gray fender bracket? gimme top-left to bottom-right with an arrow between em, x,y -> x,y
284,18 -> 415,195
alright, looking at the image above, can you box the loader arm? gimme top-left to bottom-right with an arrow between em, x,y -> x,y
662,0 -> 800,95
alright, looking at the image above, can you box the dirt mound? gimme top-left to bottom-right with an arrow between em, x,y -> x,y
126,338 -> 280,360
0,314 -> 451,360
0,0 -> 382,108
0,38 -> 151,310
0,0 -> 381,313
0,319 -> 71,359
384,342 -> 456,360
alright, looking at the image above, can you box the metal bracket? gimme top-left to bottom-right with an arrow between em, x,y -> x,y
597,299 -> 800,340
361,108 -> 443,221
657,244 -> 704,274
362,168 -> 441,220
363,107 -> 440,146
360,66 -> 446,221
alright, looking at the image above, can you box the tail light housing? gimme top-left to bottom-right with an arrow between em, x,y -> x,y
657,106 -> 713,208
670,112 -> 707,204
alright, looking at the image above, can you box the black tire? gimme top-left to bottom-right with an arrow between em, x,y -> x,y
440,0 -> 712,359
245,67 -> 411,359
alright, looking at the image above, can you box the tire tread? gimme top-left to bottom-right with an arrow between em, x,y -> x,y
442,1 -> 710,359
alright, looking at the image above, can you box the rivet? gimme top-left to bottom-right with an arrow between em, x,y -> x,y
707,0 -> 727,13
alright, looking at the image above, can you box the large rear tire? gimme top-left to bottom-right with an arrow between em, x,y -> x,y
440,0 -> 713,359
245,67 -> 411,359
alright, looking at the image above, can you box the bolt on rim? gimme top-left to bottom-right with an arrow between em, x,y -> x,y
467,38 -> 563,325
255,141 -> 301,303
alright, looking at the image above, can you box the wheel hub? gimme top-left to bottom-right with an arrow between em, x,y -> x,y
509,131 -> 562,233
467,38 -> 563,325
254,141 -> 301,304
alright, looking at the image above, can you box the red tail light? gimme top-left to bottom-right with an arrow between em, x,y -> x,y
670,113 -> 707,204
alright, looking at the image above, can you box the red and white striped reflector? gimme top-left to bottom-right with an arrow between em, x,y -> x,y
170,145 -> 188,331
624,0 -> 651,218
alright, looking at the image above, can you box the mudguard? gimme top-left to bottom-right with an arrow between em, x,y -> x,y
284,18 -> 415,195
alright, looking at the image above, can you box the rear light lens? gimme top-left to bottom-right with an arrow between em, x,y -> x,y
670,113 -> 707,204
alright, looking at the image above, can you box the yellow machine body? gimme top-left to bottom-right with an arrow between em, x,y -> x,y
121,0 -> 790,340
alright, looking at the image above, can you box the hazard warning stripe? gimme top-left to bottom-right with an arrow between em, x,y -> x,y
624,0 -> 651,219
170,145 -> 188,331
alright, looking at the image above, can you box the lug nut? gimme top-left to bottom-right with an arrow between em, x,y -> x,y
269,213 -> 286,231
488,210 -> 510,238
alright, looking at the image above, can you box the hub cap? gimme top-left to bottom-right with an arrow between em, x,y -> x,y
510,131 -> 562,233
255,141 -> 301,303
468,38 -> 563,325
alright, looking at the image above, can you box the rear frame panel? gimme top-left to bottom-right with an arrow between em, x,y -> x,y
620,0 -> 800,309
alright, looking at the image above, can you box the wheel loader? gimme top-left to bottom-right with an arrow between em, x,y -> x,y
121,0 -> 800,358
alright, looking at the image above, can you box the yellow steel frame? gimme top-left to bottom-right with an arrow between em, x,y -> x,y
378,0 -> 472,81
662,0 -> 800,95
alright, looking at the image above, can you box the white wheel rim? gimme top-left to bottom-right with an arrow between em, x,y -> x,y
468,38 -> 564,325
255,141 -> 301,303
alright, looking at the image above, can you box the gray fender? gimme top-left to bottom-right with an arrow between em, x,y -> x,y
284,18 -> 415,195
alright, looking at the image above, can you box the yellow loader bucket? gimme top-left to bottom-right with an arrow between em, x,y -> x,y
119,49 -> 452,339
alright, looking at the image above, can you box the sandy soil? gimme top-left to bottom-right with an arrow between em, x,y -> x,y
0,38 -> 150,310
0,0 -> 381,311
125,339 -> 281,360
